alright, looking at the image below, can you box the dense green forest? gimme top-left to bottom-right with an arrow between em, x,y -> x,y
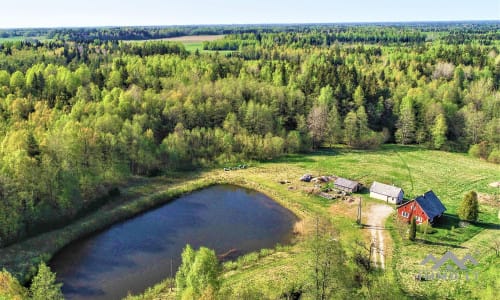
0,23 -> 499,249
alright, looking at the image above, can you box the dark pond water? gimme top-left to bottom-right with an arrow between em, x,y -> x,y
50,185 -> 297,300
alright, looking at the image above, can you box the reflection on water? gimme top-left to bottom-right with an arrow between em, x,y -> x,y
50,185 -> 297,300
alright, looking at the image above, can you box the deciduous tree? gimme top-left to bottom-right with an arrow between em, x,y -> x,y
29,262 -> 64,300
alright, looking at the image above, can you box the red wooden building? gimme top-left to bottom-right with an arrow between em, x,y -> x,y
397,190 -> 446,224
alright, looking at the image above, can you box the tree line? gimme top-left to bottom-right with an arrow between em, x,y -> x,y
0,24 -> 499,247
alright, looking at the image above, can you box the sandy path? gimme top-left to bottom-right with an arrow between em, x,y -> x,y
365,204 -> 394,269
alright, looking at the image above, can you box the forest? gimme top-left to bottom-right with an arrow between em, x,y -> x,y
0,22 -> 499,251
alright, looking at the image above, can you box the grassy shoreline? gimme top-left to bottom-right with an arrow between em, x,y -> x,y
1,145 -> 498,299
0,168 -> 311,285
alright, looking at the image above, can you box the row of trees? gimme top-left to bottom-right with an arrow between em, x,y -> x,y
2,22 -> 497,44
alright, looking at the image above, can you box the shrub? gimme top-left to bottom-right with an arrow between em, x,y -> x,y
259,248 -> 273,258
468,144 -> 481,158
417,222 -> 436,234
487,149 -> 500,164
468,142 -> 489,159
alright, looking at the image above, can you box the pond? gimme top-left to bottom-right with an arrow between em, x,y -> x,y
50,185 -> 298,300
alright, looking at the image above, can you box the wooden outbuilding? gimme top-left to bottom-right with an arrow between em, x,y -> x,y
334,177 -> 360,193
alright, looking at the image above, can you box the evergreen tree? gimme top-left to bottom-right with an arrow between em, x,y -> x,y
409,217 -> 417,241
458,191 -> 479,221
343,111 -> 358,146
27,132 -> 41,159
356,105 -> 370,139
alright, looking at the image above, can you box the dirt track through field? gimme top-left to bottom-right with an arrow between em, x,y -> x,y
365,204 -> 394,269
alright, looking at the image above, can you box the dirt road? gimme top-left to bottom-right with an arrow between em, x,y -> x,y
365,204 -> 394,269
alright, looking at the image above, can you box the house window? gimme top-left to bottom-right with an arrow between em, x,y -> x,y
416,216 -> 422,222
402,211 -> 409,218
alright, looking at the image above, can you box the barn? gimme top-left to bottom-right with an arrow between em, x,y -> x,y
397,190 -> 446,224
334,177 -> 360,193
369,181 -> 404,204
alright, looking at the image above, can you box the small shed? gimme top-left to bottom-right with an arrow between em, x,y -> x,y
334,177 -> 360,193
397,190 -> 446,224
369,181 -> 404,204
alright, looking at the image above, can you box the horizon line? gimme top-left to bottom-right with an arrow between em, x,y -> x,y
1,19 -> 499,30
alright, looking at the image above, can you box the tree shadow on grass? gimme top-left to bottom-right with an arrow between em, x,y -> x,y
469,221 -> 499,230
418,239 -> 468,249
434,213 -> 499,231
263,154 -> 316,164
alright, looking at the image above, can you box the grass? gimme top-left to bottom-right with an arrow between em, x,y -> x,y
0,36 -> 49,43
1,145 -> 498,299
183,41 -> 235,54
123,35 -> 234,54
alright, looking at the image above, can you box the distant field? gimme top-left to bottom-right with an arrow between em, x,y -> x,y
125,35 -> 230,53
0,36 -> 49,42
161,35 -> 224,43
162,35 -> 228,53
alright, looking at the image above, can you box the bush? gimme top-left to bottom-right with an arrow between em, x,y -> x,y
417,222 -> 437,234
468,142 -> 489,159
222,261 -> 238,271
259,248 -> 274,258
237,252 -> 259,267
468,144 -> 480,158
487,149 -> 500,164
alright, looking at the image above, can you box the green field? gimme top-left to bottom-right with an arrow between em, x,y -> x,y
0,36 -> 49,42
128,145 -> 499,299
182,42 -> 234,54
124,35 -> 234,54
2,145 -> 497,299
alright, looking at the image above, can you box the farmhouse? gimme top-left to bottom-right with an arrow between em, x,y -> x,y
334,177 -> 360,193
397,190 -> 446,224
369,181 -> 404,204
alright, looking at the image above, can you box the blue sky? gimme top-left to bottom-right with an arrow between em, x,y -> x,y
1,0 -> 498,28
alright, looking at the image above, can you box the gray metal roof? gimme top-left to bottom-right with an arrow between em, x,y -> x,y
370,181 -> 403,198
415,190 -> 446,219
334,177 -> 359,189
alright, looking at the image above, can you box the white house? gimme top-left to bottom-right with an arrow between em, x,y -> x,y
369,181 -> 403,204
